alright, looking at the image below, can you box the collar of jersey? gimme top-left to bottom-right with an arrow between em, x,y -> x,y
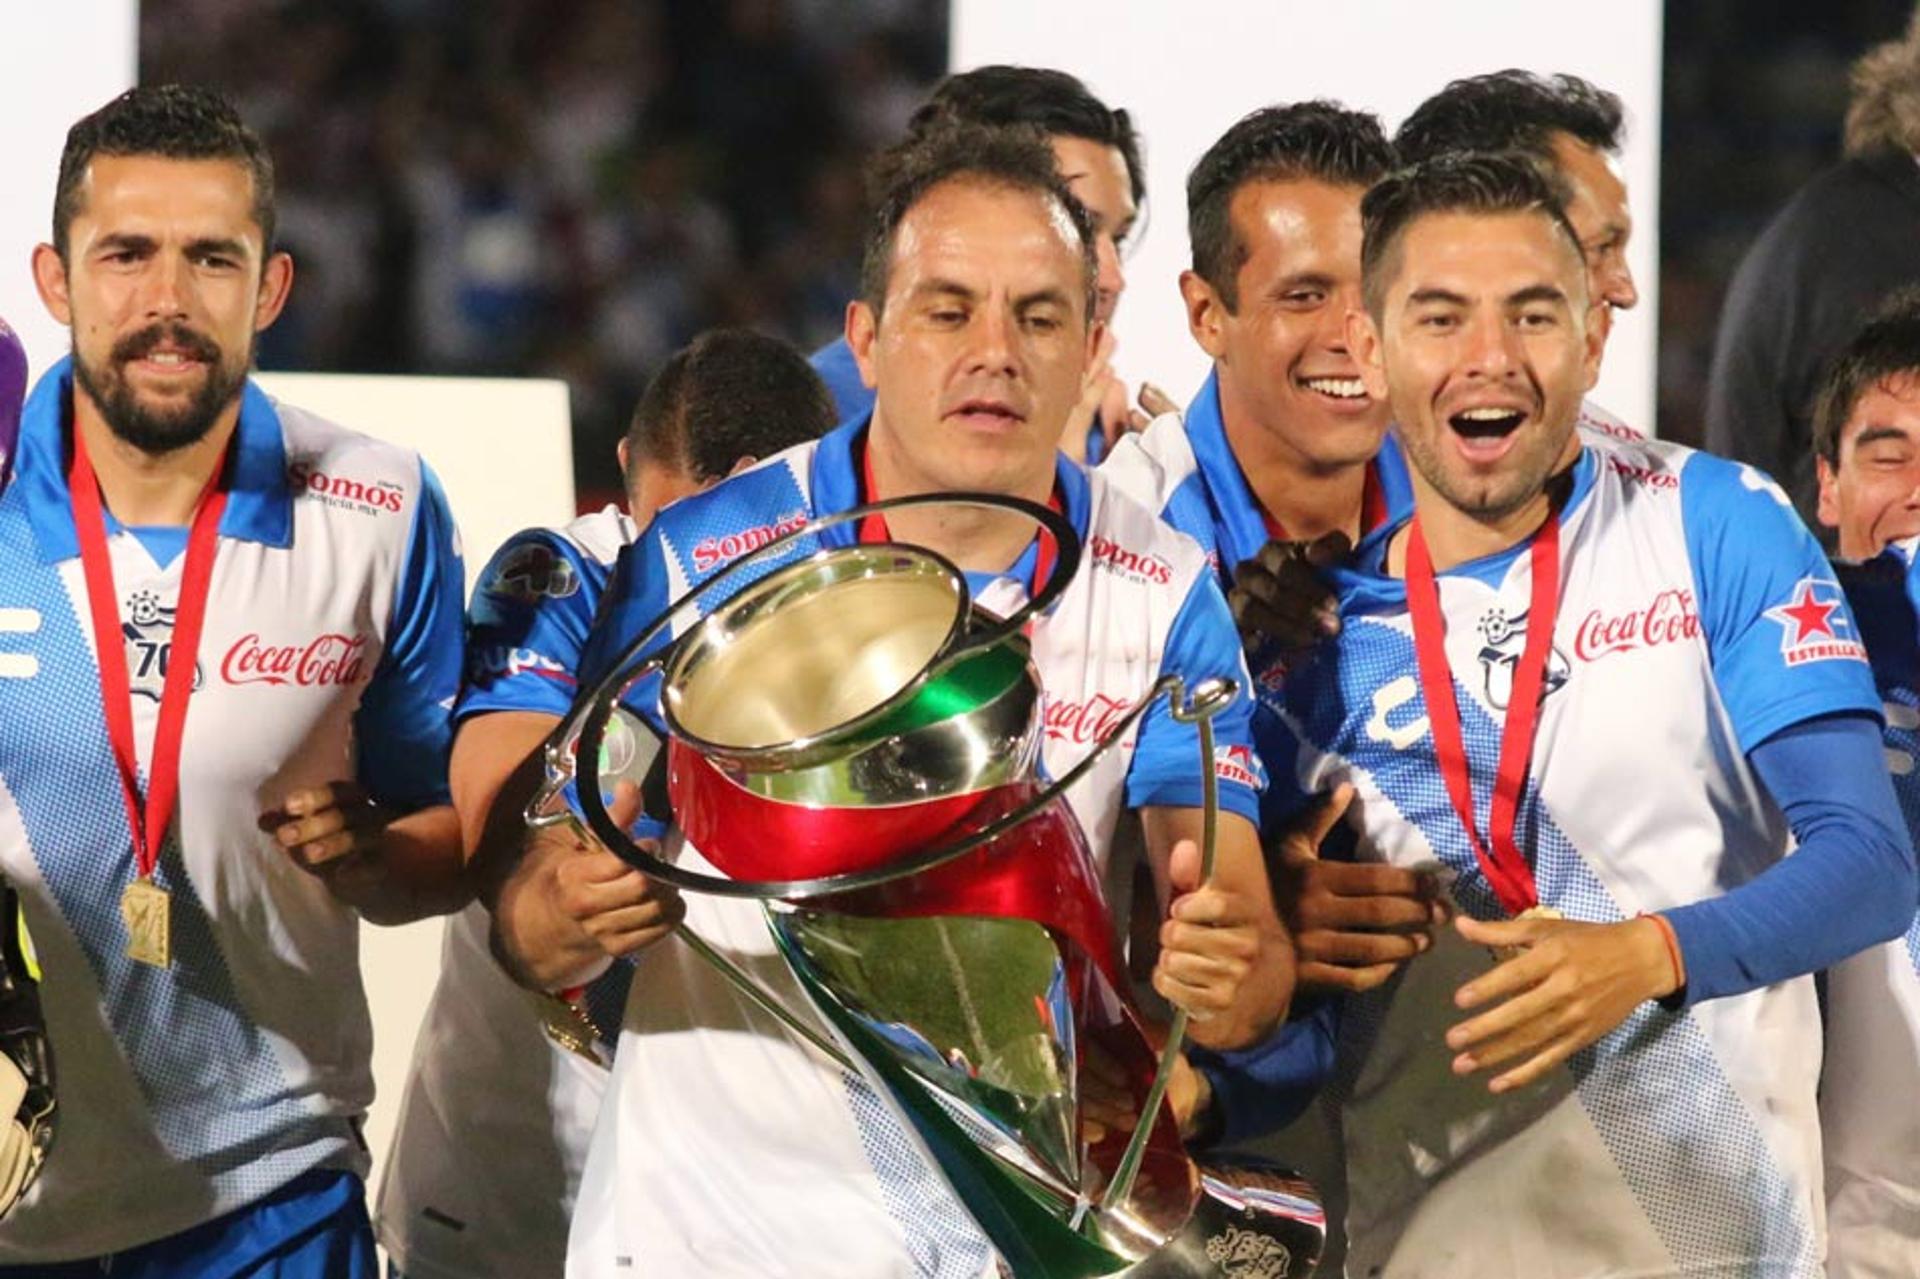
16,356 -> 294,563
1332,445 -> 1600,610
806,412 -> 1091,595
1182,369 -> 1416,571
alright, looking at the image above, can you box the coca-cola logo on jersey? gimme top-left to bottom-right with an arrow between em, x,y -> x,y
1089,535 -> 1173,586
690,510 -> 809,572
1574,590 -> 1701,662
1044,693 -> 1134,745
221,632 -> 371,687
287,461 -> 406,514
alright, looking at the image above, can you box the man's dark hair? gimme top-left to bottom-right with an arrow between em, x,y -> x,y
1813,286 -> 1920,466
1394,70 -> 1625,173
906,65 -> 1145,212
858,122 -> 1098,322
55,84 -> 276,259
626,329 -> 837,486
1186,101 -> 1394,310
1360,151 -> 1582,318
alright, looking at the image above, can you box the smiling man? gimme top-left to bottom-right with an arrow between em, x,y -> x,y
1254,152 -> 1912,1277
0,86 -> 464,1276
494,122 -> 1294,1278
1804,288 -> 1920,1278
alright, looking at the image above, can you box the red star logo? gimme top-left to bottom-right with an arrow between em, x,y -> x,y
1769,581 -> 1840,644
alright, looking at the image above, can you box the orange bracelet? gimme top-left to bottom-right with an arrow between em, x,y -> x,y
1639,911 -> 1685,996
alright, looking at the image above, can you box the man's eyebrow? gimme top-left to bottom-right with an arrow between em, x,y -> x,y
185,236 -> 250,260
1014,287 -> 1074,312
1850,424 -> 1918,451
1506,284 -> 1569,307
1271,271 -> 1336,294
92,232 -> 157,255
907,279 -> 979,303
1406,286 -> 1469,307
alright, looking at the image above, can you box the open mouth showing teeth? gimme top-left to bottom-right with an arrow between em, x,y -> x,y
1302,377 -> 1367,399
1449,407 -> 1526,438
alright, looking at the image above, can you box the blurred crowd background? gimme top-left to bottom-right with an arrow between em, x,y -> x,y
140,0 -> 1913,504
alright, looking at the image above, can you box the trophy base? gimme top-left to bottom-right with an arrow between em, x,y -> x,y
1112,1163 -> 1325,1278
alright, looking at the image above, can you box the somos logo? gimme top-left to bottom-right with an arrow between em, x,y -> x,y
1044,693 -> 1134,746
1575,589 -> 1701,662
288,461 -> 405,514
690,510 -> 810,573
1090,535 -> 1173,586
222,633 -> 370,687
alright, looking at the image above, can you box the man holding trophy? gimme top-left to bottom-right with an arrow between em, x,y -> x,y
493,122 -> 1300,1277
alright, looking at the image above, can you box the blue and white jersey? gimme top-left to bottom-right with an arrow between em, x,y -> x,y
566,416 -> 1263,1279
1266,437 -> 1879,1278
378,508 -> 636,1279
0,360 -> 461,1261
809,336 -> 873,427
1825,535 -> 1920,1279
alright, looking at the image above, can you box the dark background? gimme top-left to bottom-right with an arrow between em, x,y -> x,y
141,1 -> 1917,500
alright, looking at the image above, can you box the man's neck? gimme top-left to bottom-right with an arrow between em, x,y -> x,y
73,393 -> 237,527
1218,376 -> 1369,543
865,420 -> 1053,574
1387,471 -> 1573,576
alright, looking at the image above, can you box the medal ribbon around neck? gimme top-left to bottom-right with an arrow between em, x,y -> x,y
68,421 -> 230,891
1404,509 -> 1561,917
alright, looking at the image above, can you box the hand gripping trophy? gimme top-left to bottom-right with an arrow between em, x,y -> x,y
533,494 -> 1325,1278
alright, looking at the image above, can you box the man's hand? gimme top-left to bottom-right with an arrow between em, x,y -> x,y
1448,914 -> 1683,1094
261,782 -> 466,923
1273,785 -> 1443,993
1079,1043 -> 1214,1146
1154,837 -> 1281,1041
1063,331 -> 1169,462
1228,532 -> 1350,655
551,783 -> 685,962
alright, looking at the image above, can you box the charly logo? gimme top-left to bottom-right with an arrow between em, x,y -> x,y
1204,1224 -> 1293,1278
287,460 -> 406,515
1475,605 -> 1570,711
484,543 -> 579,603
122,589 -> 203,700
1765,577 -> 1868,668
690,510 -> 810,573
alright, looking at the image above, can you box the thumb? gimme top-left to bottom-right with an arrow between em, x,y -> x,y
1167,837 -> 1203,896
1454,913 -> 1540,945
607,780 -> 648,831
1281,784 -> 1355,865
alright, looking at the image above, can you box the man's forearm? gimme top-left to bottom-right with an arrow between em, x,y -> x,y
354,803 -> 471,925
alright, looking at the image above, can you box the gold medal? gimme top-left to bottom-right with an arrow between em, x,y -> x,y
535,992 -> 607,1067
1493,904 -> 1564,963
121,878 -> 171,969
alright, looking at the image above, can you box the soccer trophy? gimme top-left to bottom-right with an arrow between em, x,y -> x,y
531,494 -> 1324,1278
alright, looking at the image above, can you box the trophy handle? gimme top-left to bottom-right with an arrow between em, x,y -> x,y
1101,676 -> 1237,1215
523,656 -> 667,830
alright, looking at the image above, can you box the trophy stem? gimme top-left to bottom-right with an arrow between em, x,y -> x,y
676,926 -> 858,1071
1099,704 -> 1220,1212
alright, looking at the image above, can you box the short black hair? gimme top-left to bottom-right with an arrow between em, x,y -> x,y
55,84 -> 276,259
859,121 -> 1098,323
907,65 -> 1145,212
1360,151 -> 1582,318
1186,101 -> 1394,311
1395,70 -> 1625,172
626,329 -> 837,486
1813,286 -> 1920,467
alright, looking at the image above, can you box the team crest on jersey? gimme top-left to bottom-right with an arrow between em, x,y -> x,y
121,589 -> 203,700
1476,605 -> 1570,710
1765,577 -> 1868,667
485,543 -> 579,603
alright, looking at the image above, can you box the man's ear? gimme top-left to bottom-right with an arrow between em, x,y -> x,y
1815,454 -> 1841,531
31,244 -> 72,325
847,300 -> 879,391
1179,270 -> 1228,362
616,438 -> 631,478
254,251 -> 295,332
1581,298 -> 1607,392
727,454 -> 758,477
1346,307 -> 1388,401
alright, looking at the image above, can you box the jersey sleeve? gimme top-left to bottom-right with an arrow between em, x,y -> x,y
458,529 -> 607,723
356,458 -> 464,811
1681,452 -> 1881,752
1123,570 -> 1265,823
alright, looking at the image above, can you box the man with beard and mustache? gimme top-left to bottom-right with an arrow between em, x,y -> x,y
0,86 -> 465,1276
1255,152 -> 1912,1276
